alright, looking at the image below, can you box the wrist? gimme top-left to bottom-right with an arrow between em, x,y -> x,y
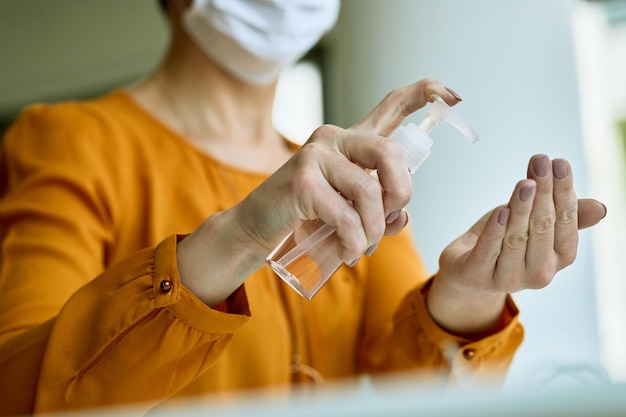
425,275 -> 507,340
177,208 -> 266,307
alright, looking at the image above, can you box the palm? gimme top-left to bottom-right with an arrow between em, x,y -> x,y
437,209 -> 517,294
437,198 -> 606,297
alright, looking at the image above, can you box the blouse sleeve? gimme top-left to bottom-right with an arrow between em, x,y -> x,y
356,225 -> 524,387
0,106 -> 250,415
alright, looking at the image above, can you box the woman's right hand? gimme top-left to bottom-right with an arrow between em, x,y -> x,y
177,78 -> 463,306
243,79 -> 462,260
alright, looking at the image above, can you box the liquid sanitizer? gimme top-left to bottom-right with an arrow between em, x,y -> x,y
266,95 -> 480,299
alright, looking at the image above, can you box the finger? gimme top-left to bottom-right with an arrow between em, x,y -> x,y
320,155 -> 386,255
464,206 -> 510,291
332,128 -> 413,218
578,198 -> 607,229
351,78 -> 463,136
497,179 -> 536,284
383,208 -> 410,236
525,154 -> 558,274
292,147 -> 384,262
551,158 -> 579,268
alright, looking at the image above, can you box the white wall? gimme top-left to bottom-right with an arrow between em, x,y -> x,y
325,0 -> 605,388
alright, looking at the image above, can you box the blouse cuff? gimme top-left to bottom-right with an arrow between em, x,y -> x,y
412,277 -> 522,346
394,277 -> 524,373
152,235 -> 251,335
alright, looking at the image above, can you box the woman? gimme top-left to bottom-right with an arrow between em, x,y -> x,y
0,0 -> 606,414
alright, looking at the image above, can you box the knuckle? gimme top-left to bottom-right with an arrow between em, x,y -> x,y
381,137 -> 405,159
369,136 -> 405,166
530,212 -> 555,235
557,200 -> 578,224
309,124 -> 340,143
473,245 -> 501,265
383,88 -> 412,118
338,216 -> 367,253
420,77 -> 438,90
421,77 -> 441,96
504,231 -> 529,250
338,207 -> 361,231
297,140 -> 324,159
395,184 -> 413,203
289,162 -> 320,193
383,88 -> 404,105
384,185 -> 412,211
558,246 -> 578,268
368,216 -> 386,241
527,269 -> 554,289
354,174 -> 382,199
295,140 -> 333,170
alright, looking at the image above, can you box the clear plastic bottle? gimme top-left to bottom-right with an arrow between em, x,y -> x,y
266,95 -> 479,299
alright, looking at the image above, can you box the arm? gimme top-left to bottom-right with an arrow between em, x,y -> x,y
0,106 -> 250,415
356,227 -> 524,387
0,79 -> 456,413
342,86 -> 604,385
0,237 -> 250,414
177,78 -> 462,307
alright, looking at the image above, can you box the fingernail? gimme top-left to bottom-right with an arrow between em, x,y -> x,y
445,86 -> 462,101
552,159 -> 568,179
498,208 -> 510,225
403,210 -> 410,227
520,185 -> 535,202
533,155 -> 550,177
348,258 -> 360,267
365,242 -> 379,257
601,203 -> 607,219
386,210 -> 401,224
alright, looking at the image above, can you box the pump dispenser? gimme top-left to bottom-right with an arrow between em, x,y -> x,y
266,95 -> 479,299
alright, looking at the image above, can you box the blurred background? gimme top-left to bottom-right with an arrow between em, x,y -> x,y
1,0 -> 625,394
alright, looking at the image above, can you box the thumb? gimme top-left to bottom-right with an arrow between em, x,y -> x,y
351,78 -> 462,137
578,198 -> 607,230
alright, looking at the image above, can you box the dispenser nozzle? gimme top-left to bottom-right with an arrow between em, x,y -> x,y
419,95 -> 479,143
389,93 -> 479,174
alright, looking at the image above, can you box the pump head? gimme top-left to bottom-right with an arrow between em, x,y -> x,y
420,95 -> 479,143
390,94 -> 479,173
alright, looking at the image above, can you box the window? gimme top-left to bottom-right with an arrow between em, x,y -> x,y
573,0 -> 626,382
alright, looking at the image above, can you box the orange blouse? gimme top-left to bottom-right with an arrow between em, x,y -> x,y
0,92 -> 523,415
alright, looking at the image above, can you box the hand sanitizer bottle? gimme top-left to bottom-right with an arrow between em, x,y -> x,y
266,95 -> 479,299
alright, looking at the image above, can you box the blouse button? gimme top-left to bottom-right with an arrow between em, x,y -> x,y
160,279 -> 173,293
462,348 -> 476,361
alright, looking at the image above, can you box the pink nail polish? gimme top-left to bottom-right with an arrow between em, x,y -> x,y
533,155 -> 550,177
552,159 -> 568,179
498,208 -> 510,225
445,86 -> 462,101
520,186 -> 535,202
386,210 -> 400,224
365,242 -> 379,257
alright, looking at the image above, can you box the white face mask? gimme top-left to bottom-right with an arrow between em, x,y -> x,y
182,0 -> 340,85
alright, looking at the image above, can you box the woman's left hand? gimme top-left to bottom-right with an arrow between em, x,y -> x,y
426,154 -> 606,338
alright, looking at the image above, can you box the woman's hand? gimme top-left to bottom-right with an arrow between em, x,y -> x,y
238,78 -> 460,262
178,78 -> 460,306
427,154 -> 607,338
